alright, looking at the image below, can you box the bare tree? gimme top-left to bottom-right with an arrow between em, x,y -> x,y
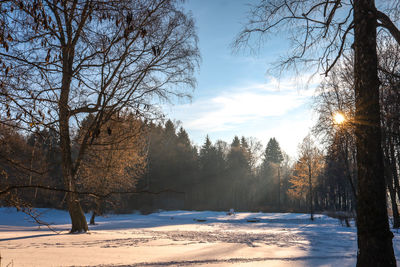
289,135 -> 323,220
312,60 -> 357,200
0,0 -> 199,232
378,35 -> 400,229
235,0 -> 399,265
314,43 -> 400,228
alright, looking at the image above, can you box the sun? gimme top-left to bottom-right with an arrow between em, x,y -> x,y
333,112 -> 346,124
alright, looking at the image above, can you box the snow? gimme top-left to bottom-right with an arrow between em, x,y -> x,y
0,208 -> 399,266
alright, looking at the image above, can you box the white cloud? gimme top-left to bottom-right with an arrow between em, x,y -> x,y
165,76 -> 318,157
251,111 -> 315,158
183,92 -> 306,132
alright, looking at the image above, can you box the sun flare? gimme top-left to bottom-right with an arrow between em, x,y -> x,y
333,113 -> 346,124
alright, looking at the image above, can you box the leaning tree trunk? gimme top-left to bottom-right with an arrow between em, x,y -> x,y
353,0 -> 396,266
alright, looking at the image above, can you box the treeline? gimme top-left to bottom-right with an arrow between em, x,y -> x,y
0,124 -> 64,209
133,120 -> 357,215
133,120 -> 291,212
6,37 -> 400,219
0,118 -> 292,214
1,115 -> 358,217
0,114 -> 148,218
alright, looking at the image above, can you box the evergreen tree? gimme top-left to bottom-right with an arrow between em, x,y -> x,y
260,138 -> 284,210
164,120 -> 177,142
214,140 -> 229,209
177,127 -> 191,147
226,136 -> 251,209
231,136 -> 241,148
198,136 -> 218,208
264,138 -> 283,164
199,136 -> 216,176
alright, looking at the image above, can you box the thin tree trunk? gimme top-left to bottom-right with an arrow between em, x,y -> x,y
343,133 -> 357,199
308,165 -> 313,221
389,137 -> 400,206
90,198 -> 102,225
353,0 -> 395,265
383,132 -> 400,228
388,182 -> 400,229
278,166 -> 281,211
90,210 -> 97,225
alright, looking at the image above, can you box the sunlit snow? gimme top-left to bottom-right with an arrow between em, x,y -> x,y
0,208 -> 399,266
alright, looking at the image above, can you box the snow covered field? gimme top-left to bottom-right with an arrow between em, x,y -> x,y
0,208 -> 399,266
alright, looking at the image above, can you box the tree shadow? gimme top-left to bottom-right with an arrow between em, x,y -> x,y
0,232 -> 65,242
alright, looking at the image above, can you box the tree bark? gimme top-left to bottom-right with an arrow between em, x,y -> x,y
383,133 -> 400,228
278,166 -> 281,211
308,165 -> 313,221
354,0 -> 396,265
68,192 -> 88,232
90,211 -> 97,225
343,133 -> 357,200
59,45 -> 88,233
387,182 -> 400,229
389,137 -> 400,206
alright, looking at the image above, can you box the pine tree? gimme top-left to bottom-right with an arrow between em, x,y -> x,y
264,138 -> 283,164
226,136 -> 251,209
175,127 -> 198,208
261,138 -> 284,210
198,136 -> 219,208
199,136 -> 216,176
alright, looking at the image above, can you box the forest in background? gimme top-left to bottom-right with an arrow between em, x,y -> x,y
4,40 -> 400,225
3,36 -> 400,228
0,114 -> 355,220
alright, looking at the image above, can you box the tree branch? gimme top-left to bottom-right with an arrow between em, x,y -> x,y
376,10 -> 400,46
0,184 -> 185,199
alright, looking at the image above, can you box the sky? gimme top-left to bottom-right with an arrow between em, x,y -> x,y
164,0 -> 319,158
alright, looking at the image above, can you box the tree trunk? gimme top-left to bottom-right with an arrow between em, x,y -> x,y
388,182 -> 400,229
90,211 -> 97,225
389,137 -> 400,206
59,45 -> 88,233
343,133 -> 357,199
90,198 -> 102,225
383,133 -> 400,228
68,193 -> 88,232
308,166 -> 313,221
353,0 -> 396,265
61,138 -> 88,233
278,166 -> 281,211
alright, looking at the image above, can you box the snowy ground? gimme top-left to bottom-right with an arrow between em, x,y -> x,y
0,208 -> 399,266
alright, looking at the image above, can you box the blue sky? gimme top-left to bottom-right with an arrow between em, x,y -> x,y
165,0 -> 318,158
